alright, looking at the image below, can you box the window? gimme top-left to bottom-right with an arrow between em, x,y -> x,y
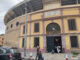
61,0 -> 76,5
11,49 -> 20,53
70,36 -> 78,48
16,22 -> 19,26
22,38 -> 24,48
78,0 -> 80,3
46,23 -> 61,35
6,49 -> 11,53
0,49 -> 4,54
23,25 -> 25,34
0,49 -> 6,54
68,19 -> 76,30
11,24 -> 13,28
34,37 -> 39,47
34,23 -> 39,32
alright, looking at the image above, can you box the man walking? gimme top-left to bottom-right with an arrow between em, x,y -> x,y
35,46 -> 40,60
38,50 -> 44,60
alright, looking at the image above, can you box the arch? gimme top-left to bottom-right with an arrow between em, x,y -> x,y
46,23 -> 61,35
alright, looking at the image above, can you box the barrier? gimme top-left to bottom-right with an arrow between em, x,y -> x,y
65,54 -> 68,60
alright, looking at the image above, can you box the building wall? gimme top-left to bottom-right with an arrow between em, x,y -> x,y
0,35 -> 4,46
19,5 -> 80,52
4,15 -> 25,47
43,0 -> 61,10
4,0 -> 80,52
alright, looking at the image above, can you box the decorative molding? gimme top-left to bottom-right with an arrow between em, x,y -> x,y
20,14 -> 80,24
19,33 -> 80,38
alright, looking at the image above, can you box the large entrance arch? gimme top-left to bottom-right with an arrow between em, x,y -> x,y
46,23 -> 62,53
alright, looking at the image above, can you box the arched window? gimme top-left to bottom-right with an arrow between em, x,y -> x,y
46,23 -> 61,35
11,24 -> 13,28
16,22 -> 19,26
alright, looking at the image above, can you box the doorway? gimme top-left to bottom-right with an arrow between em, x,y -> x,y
46,36 -> 62,53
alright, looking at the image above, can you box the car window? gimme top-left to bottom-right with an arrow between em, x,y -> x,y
0,48 -> 6,54
12,49 -> 20,53
6,49 -> 11,53
0,49 -> 3,54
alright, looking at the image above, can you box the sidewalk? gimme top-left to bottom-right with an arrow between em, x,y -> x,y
21,52 -> 80,60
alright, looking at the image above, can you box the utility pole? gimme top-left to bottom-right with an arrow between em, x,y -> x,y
24,0 -> 30,58
17,0 -> 30,58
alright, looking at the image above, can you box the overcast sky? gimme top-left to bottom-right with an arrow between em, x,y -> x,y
0,0 -> 23,34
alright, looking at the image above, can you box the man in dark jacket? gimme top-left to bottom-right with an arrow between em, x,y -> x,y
35,46 -> 40,60
38,50 -> 44,60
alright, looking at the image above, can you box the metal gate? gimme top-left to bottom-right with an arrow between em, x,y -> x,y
46,36 -> 62,53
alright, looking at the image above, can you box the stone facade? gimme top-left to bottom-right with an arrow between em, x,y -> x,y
0,34 -> 4,46
4,15 -> 25,47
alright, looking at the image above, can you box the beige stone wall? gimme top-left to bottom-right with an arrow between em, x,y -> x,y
0,35 -> 4,46
4,30 -> 19,47
43,0 -> 61,10
4,15 -> 25,47
43,0 -> 80,10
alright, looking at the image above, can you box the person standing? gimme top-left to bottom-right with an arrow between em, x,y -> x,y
38,50 -> 44,60
55,39 -> 61,53
56,46 -> 61,53
35,46 -> 40,60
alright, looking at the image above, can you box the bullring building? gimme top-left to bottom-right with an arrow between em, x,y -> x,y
4,0 -> 80,53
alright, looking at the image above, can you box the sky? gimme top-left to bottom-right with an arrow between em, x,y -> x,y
0,0 -> 23,34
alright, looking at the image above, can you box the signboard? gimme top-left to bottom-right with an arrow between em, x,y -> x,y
44,10 -> 60,17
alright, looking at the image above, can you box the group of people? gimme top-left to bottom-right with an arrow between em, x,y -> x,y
35,46 -> 44,60
52,39 -> 61,53
35,39 -> 61,60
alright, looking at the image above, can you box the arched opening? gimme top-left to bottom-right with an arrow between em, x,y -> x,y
46,23 -> 61,35
46,23 -> 62,53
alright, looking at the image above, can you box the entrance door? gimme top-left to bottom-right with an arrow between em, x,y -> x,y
46,36 -> 54,52
46,36 -> 62,53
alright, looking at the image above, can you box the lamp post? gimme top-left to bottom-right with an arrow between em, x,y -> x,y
24,0 -> 30,58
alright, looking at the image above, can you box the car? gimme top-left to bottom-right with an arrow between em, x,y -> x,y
0,47 -> 6,54
0,47 -> 22,60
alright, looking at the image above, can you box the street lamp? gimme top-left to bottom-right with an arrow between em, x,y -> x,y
24,0 -> 30,58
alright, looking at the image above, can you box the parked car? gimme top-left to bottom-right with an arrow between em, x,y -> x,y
0,47 -> 22,60
0,47 -> 6,54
